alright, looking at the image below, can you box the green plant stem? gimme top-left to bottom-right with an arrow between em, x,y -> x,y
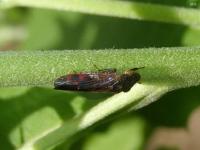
1,0 -> 200,28
0,48 -> 200,89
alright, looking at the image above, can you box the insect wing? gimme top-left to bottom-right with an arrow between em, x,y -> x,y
54,68 -> 122,92
78,73 -> 117,91
54,75 -> 77,90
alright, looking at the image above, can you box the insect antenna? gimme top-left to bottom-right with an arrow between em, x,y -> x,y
131,67 -> 145,71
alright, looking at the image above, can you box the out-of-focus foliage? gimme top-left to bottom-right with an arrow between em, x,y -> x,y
2,4 -> 200,51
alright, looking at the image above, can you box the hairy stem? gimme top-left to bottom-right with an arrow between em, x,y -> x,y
0,48 -> 200,89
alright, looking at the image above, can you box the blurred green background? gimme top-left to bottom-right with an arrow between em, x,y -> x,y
1,0 -> 200,150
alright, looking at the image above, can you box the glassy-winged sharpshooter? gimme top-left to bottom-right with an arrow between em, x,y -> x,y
54,67 -> 143,93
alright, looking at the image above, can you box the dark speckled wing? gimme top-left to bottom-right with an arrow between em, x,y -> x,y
54,72 -> 121,92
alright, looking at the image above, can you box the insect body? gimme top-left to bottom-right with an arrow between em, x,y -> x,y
54,68 -> 143,92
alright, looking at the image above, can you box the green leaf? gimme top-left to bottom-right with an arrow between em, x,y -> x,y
0,87 -> 109,149
2,0 -> 200,28
20,9 -> 62,50
82,117 -> 146,150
